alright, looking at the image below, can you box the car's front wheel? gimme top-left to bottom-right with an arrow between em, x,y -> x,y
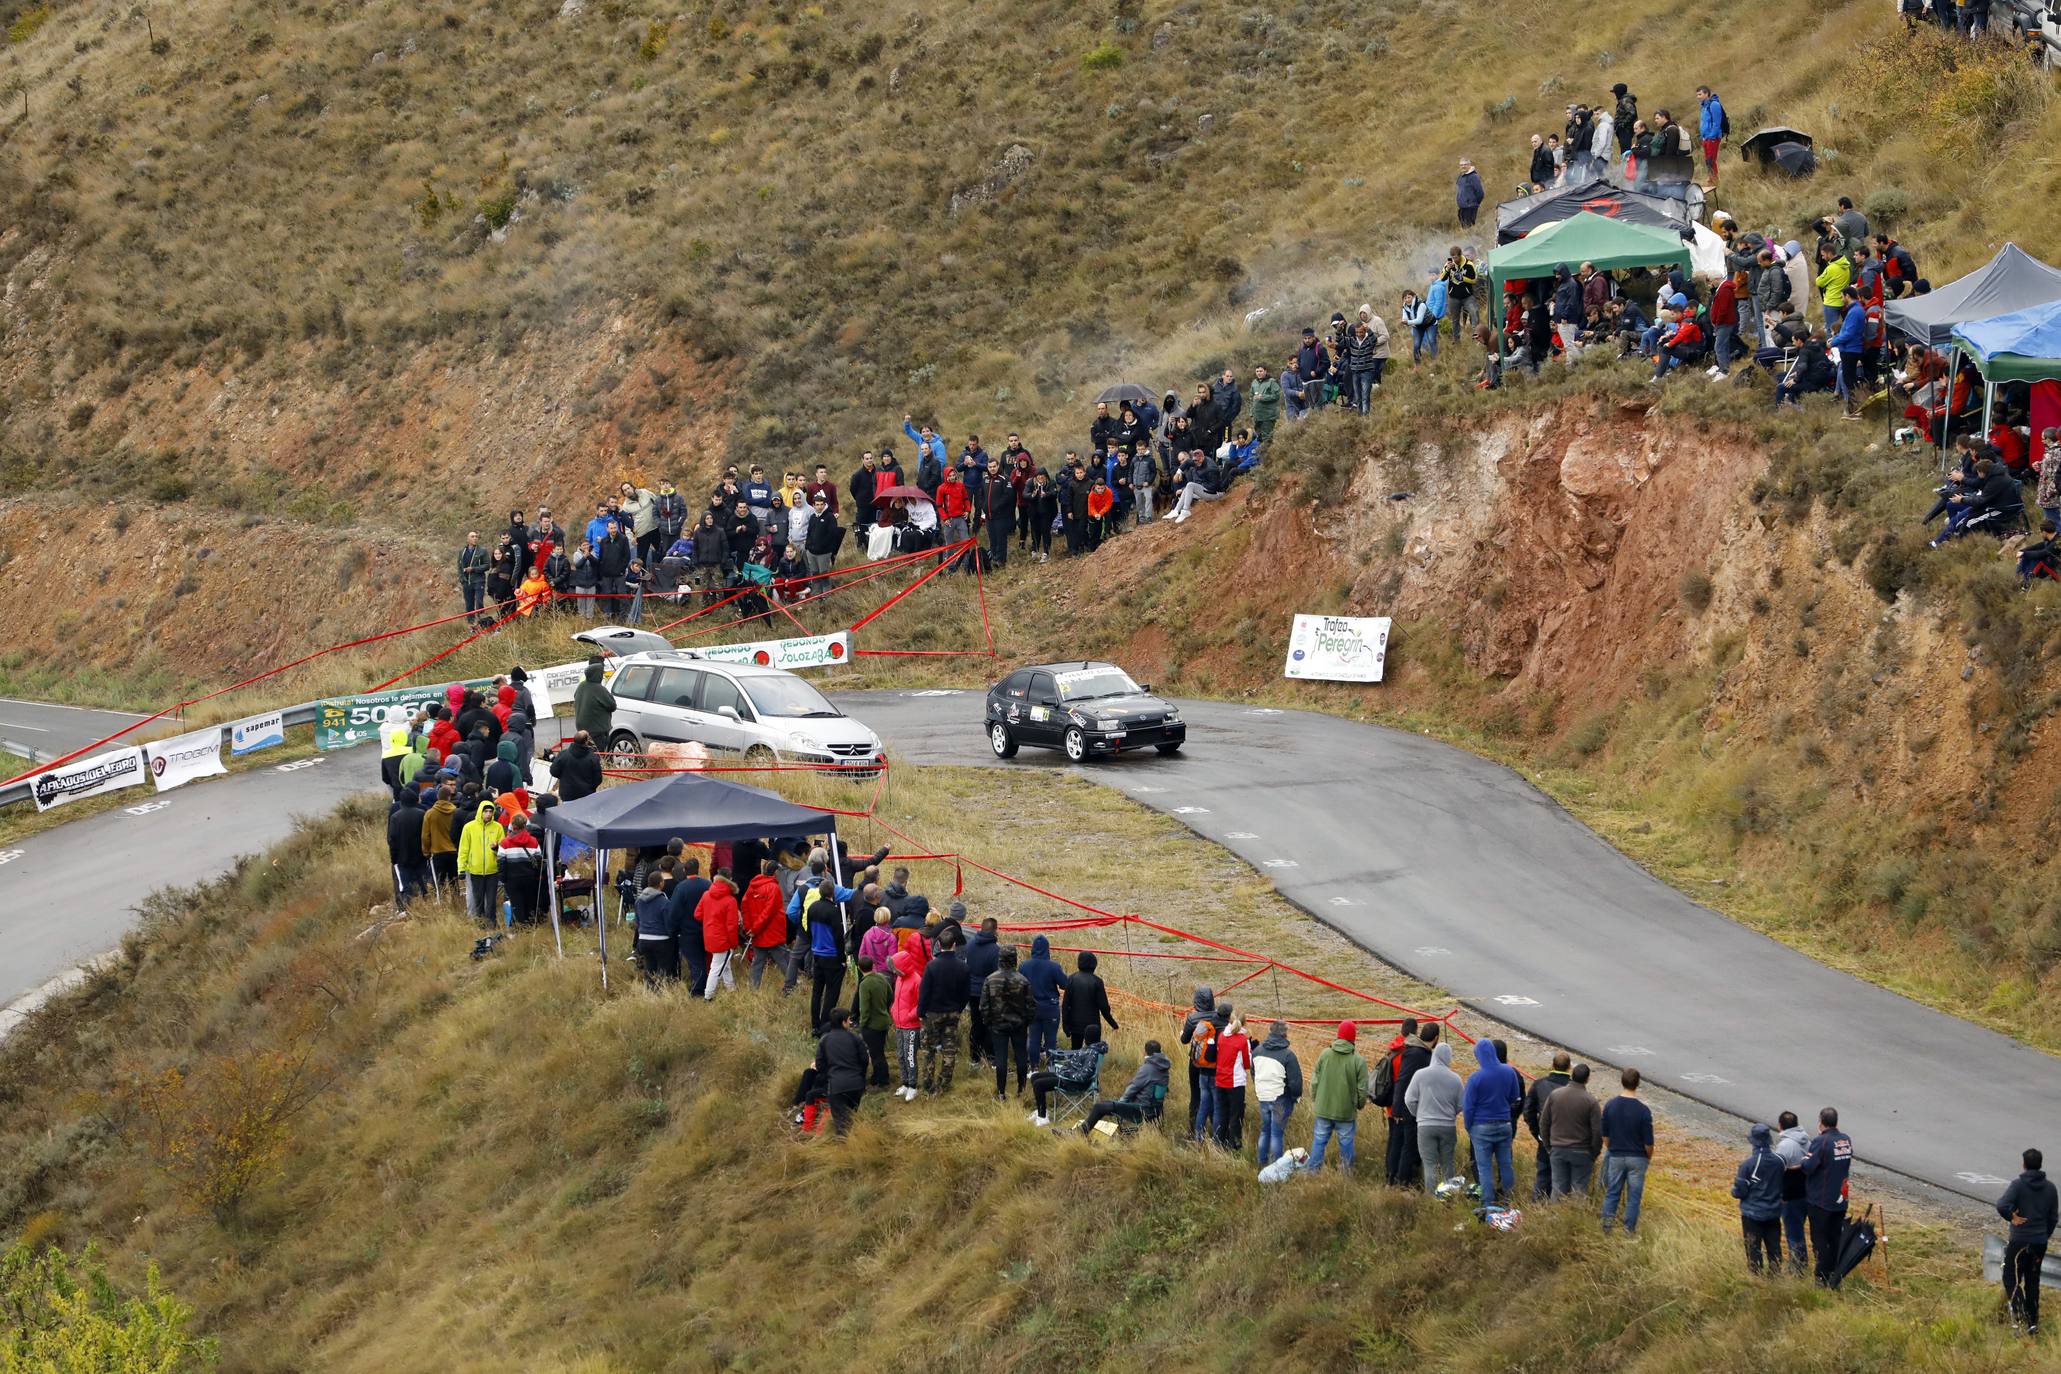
744,744 -> 777,767
989,722 -> 1019,759
1156,741 -> 1183,756
1062,726 -> 1088,763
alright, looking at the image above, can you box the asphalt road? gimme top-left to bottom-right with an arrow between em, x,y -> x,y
0,697 -> 159,761
3,687 -> 2054,1202
839,690 -> 2060,1203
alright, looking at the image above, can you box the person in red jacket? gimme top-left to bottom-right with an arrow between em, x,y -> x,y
1708,271 -> 1741,378
1212,1012 -> 1254,1152
427,708 -> 461,764
741,860 -> 788,986
934,465 -> 972,572
696,871 -> 742,1000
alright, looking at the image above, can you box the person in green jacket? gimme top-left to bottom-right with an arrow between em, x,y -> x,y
855,955 -> 894,1088
1303,1021 -> 1369,1172
1248,365 -> 1283,450
456,799 -> 505,927
573,658 -> 616,745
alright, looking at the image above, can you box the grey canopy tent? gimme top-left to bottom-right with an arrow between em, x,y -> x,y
1884,244 -> 2061,456
539,771 -> 839,987
1493,178 -> 1693,245
1884,243 -> 2061,346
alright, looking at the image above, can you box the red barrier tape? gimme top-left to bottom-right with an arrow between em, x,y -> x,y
0,603 -> 493,787
847,541 -> 974,633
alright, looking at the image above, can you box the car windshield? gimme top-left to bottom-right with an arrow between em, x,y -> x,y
1054,668 -> 1142,702
742,675 -> 842,719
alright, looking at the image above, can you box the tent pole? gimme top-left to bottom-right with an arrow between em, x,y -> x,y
1981,380 -> 1995,439
1939,356 -> 1957,464
596,846 -> 610,991
547,830 -> 563,959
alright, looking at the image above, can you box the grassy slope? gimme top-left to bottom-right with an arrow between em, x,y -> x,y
0,769 -> 2023,1374
1,0 -> 2052,481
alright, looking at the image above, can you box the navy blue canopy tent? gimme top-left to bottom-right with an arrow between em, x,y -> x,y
539,772 -> 839,985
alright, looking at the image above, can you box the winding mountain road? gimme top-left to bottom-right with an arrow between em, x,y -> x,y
3,688 -> 2054,1203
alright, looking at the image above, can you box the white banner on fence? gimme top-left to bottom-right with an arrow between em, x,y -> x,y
230,710 -> 285,756
1282,614 -> 1390,683
531,660 -> 596,716
145,726 -> 229,792
688,631 -> 851,672
30,747 -> 148,812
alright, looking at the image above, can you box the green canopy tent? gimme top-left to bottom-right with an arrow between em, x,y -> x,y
1486,211 -> 1694,360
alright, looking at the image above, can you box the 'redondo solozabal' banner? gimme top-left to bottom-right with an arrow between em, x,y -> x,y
1282,614 -> 1391,684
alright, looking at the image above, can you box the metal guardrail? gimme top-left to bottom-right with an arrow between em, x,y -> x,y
0,702 -> 323,813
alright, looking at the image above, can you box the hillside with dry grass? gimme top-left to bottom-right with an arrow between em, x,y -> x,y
0,772 -> 2032,1373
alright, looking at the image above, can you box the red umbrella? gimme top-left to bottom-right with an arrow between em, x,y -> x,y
872,484 -> 933,505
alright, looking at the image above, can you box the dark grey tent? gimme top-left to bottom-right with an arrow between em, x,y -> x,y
1884,243 -> 2061,346
1739,126 -> 1813,165
1494,178 -> 1692,244
539,772 -> 840,985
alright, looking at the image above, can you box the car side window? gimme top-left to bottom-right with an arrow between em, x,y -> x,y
614,665 -> 655,701
1027,673 -> 1057,707
701,673 -> 747,719
1000,670 -> 1031,698
653,667 -> 702,710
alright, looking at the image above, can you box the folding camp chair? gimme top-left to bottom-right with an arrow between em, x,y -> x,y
1116,1081 -> 1170,1137
1043,1044 -> 1105,1128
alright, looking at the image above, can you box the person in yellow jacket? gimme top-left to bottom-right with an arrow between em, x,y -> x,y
379,704 -> 410,793
457,798 -> 506,927
1815,245 -> 1853,334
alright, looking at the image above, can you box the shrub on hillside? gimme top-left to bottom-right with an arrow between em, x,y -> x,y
0,1243 -> 216,1372
1081,40 -> 1123,71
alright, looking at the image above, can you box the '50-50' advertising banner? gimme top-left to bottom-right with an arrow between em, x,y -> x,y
314,680 -> 492,751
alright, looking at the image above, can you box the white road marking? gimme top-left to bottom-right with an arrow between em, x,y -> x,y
1226,831 -> 1259,839
1492,994 -> 1539,1006
0,698 -> 153,718
275,758 -> 325,772
1606,1045 -> 1655,1057
1956,1171 -> 2008,1187
1262,858 -> 1298,868
908,689 -> 961,697
123,801 -> 173,816
1329,897 -> 1356,907
1246,708 -> 1283,715
1414,945 -> 1452,955
0,721 -> 49,732
1171,806 -> 1210,815
1680,1072 -> 1730,1085
0,848 -> 23,865
1129,785 -> 1166,794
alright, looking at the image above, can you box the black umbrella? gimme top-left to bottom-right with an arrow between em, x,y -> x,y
1770,141 -> 1817,178
1095,382 -> 1154,406
1825,1207 -> 1878,1289
1739,125 -> 1815,165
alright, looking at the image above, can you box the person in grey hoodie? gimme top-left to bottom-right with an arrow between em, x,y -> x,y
1998,1148 -> 2059,1334
1078,1041 -> 1173,1135
1732,1122 -> 1786,1275
1771,1111 -> 1812,1275
1404,1040 -> 1464,1190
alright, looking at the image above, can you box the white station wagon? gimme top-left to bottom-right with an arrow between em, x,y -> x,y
601,651 -> 883,776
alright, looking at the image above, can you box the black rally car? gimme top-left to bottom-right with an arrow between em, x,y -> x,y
983,661 -> 1186,762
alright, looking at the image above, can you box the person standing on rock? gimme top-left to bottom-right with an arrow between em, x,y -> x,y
457,531 -> 490,624
1248,365 -> 1282,451
1455,157 -> 1484,228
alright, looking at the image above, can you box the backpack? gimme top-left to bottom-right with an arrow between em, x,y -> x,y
1191,1020 -> 1218,1070
1719,106 -> 1731,138
1372,1045 -> 1399,1107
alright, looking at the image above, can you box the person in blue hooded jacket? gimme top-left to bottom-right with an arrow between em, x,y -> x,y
1830,284 -> 1866,418
1732,1122 -> 1786,1274
1021,934 -> 1068,1067
1461,1038 -> 1524,1204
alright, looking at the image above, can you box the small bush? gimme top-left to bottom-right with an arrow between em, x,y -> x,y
1081,41 -> 1124,71
150,474 -> 192,501
64,402 -> 95,431
6,5 -> 49,44
1864,186 -> 1909,228
0,1244 -> 216,1371
638,19 -> 670,60
477,189 -> 517,231
1678,568 -> 1714,613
